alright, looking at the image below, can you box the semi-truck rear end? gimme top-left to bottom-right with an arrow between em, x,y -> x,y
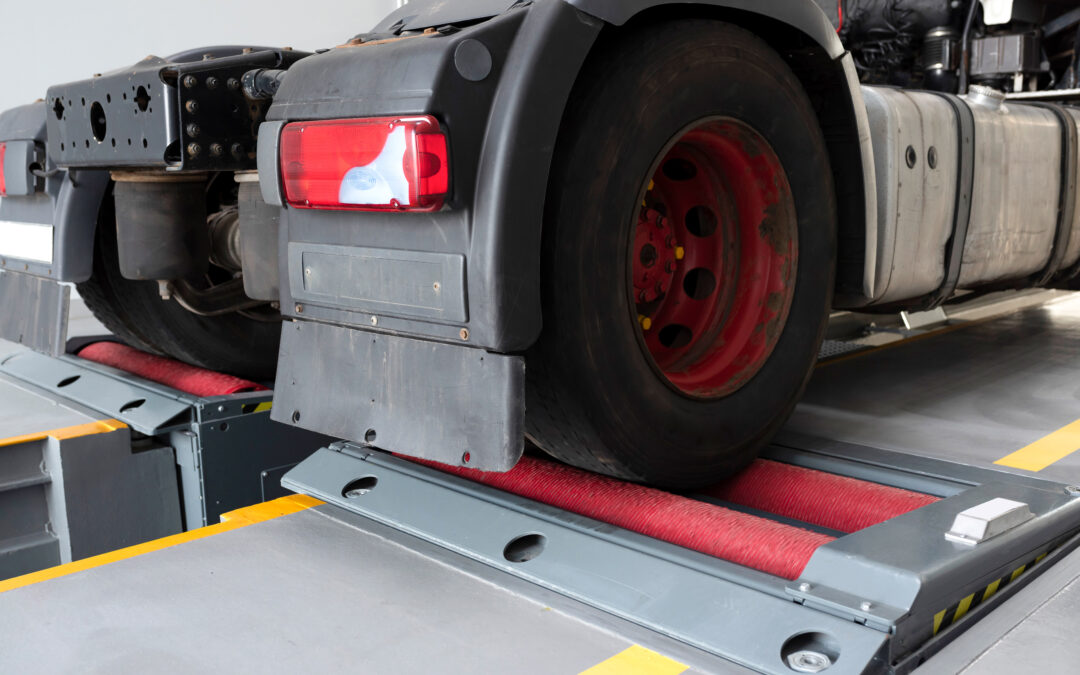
2,0 -> 1079,487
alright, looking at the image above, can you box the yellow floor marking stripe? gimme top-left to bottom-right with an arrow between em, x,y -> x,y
952,593 -> 975,623
579,645 -> 688,675
0,494 -> 322,595
995,418 -> 1080,472
1010,565 -> 1027,582
0,418 -> 126,448
983,579 -> 1001,603
933,609 -> 948,635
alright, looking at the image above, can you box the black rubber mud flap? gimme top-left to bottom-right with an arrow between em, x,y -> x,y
272,320 -> 525,471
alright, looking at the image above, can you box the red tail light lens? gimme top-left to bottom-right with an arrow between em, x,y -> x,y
0,142 -> 7,197
280,116 -> 449,212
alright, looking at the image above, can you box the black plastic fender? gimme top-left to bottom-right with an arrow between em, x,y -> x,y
268,0 -> 864,352
0,101 -> 108,282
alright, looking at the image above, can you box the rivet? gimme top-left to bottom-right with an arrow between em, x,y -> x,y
459,328 -> 470,340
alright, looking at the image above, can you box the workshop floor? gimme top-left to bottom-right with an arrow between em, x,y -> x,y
790,292 -> 1080,486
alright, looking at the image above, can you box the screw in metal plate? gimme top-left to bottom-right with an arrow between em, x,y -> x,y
182,75 -> 198,89
797,582 -> 812,592
370,316 -> 379,326
295,303 -> 304,314
185,100 -> 199,114
433,281 -> 440,291
860,601 -> 873,612
217,404 -> 226,413
459,328 -> 470,341
788,650 -> 831,673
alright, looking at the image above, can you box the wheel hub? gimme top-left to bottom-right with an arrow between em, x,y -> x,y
629,118 -> 797,399
633,207 -> 678,303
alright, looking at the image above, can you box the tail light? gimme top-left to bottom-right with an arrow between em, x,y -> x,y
0,142 -> 7,196
280,116 -> 449,212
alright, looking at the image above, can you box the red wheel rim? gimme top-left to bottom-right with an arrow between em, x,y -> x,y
630,118 -> 797,398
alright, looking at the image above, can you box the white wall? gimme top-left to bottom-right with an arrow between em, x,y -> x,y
0,0 -> 401,113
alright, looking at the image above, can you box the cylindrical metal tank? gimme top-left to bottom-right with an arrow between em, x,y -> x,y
957,88 -> 1061,287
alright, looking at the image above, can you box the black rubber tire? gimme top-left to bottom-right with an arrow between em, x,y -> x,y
525,20 -> 837,488
76,193 -> 280,381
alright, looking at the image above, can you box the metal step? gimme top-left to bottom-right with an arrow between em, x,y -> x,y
282,440 -> 1080,675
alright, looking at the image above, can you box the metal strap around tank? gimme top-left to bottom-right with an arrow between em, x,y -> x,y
1029,103 -> 1079,284
921,92 -> 976,309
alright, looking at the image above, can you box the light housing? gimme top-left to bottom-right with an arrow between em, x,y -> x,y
280,116 -> 449,212
0,142 -> 7,197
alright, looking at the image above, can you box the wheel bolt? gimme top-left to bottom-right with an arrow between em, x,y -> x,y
675,246 -> 686,260
638,315 -> 652,331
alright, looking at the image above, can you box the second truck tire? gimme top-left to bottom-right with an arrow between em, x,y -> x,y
525,20 -> 837,488
77,194 -> 280,382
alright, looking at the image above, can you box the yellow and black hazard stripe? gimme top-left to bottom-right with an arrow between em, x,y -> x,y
932,551 -> 1050,636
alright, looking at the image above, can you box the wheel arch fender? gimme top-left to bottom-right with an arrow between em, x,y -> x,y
480,0 -> 875,350
0,100 -> 109,283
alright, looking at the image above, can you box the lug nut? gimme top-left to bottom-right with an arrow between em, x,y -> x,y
295,303 -> 304,314
675,246 -> 685,260
638,315 -> 652,331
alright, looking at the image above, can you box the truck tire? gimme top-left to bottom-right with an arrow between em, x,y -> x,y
76,195 -> 280,381
525,20 -> 836,488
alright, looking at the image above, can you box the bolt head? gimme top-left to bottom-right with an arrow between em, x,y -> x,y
186,143 -> 201,158
182,75 -> 198,89
227,78 -> 240,90
185,100 -> 199,114
860,601 -> 873,612
230,143 -> 245,159
186,123 -> 200,137
797,582 -> 812,592
295,303 -> 304,314
206,76 -> 219,90
370,316 -> 379,326
459,328 -> 470,341
787,650 -> 831,673
209,143 -> 224,158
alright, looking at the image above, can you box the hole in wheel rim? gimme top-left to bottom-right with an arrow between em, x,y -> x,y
631,117 -> 798,399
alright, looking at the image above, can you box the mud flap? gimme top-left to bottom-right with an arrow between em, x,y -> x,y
271,320 -> 525,471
